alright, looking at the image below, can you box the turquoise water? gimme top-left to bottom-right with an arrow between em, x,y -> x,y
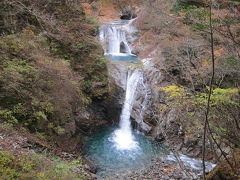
106,54 -> 138,62
84,127 -> 166,176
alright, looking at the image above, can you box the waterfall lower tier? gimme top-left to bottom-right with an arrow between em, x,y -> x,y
111,70 -> 142,150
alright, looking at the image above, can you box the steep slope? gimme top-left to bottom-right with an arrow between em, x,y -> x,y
135,0 -> 239,156
0,0 -> 109,179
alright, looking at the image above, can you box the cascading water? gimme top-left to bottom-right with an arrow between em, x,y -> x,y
99,20 -> 138,61
103,20 -> 141,150
111,70 -> 141,150
85,20 -> 166,176
100,25 -> 131,55
85,19 -> 216,178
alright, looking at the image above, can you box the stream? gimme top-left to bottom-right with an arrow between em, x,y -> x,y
85,19 -> 216,179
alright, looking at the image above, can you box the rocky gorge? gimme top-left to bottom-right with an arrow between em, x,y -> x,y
83,3 -> 215,179
0,0 -> 239,179
84,0 -> 239,179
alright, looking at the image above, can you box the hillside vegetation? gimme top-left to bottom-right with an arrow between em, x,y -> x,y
0,0 -> 108,138
0,0 -> 108,179
133,0 -> 240,178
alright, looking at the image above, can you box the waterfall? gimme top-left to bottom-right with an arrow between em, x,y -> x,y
101,20 -> 141,150
99,21 -> 135,56
111,70 -> 141,150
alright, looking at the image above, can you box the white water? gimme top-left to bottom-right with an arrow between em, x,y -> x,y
101,20 -> 141,150
99,20 -> 136,56
168,153 -> 216,172
99,20 -> 216,174
111,70 -> 141,150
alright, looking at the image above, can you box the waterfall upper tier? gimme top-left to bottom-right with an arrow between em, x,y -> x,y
99,20 -> 138,61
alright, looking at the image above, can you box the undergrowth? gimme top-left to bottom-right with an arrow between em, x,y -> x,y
0,151 -> 86,180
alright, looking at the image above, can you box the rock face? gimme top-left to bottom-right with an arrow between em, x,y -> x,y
107,60 -> 128,124
119,5 -> 137,20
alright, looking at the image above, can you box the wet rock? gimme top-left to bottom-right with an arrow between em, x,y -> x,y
21,143 -> 32,148
120,6 -> 137,20
154,132 -> 165,142
90,173 -> 97,179
131,49 -> 139,56
82,158 -> 97,174
75,106 -> 108,134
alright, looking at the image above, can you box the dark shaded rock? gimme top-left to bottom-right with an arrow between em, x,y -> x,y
21,143 -> 32,148
120,42 -> 128,53
119,5 -> 137,20
131,49 -> 139,56
82,158 -> 98,174
176,0 -> 209,8
154,132 -> 165,142
120,14 -> 137,20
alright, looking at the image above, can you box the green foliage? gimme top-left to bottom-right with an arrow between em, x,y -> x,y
53,126 -> 65,136
171,0 -> 207,14
35,132 -> 48,140
197,88 -> 239,106
86,16 -> 98,25
0,31 -> 78,134
183,6 -> 210,30
0,110 -> 18,125
0,0 -> 108,136
162,84 -> 240,147
160,85 -> 194,106
162,85 -> 239,107
96,55 -> 106,68
0,151 -> 86,180
161,85 -> 186,99
0,151 -> 34,179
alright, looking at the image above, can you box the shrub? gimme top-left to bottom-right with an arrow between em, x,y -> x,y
0,151 -> 86,180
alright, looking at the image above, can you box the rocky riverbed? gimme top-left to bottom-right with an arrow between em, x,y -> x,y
97,158 -> 202,180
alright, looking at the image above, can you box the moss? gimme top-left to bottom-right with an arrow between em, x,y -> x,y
0,151 -> 34,179
54,126 -> 65,136
0,151 -> 86,180
0,110 -> 18,125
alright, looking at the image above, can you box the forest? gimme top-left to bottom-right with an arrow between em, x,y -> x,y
0,0 -> 239,179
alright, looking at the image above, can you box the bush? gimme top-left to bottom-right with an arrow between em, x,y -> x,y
0,151 -> 86,180
171,0 -> 208,13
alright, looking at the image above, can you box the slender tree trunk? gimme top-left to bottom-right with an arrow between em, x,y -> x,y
202,1 -> 215,179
